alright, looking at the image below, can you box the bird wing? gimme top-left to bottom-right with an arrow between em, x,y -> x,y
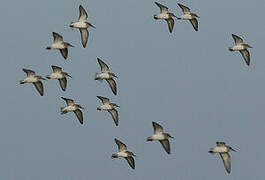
80,28 -> 89,48
60,49 -> 68,59
79,5 -> 88,21
178,3 -> 190,14
108,109 -> 118,126
51,65 -> 62,73
53,32 -> 63,43
61,97 -> 74,106
240,50 -> 250,66
220,153 -> 231,173
152,121 -> 163,134
216,142 -> 226,146
159,139 -> 170,154
33,81 -> 44,96
166,18 -> 174,33
155,2 -> 168,13
97,58 -> 109,72
232,34 -> 243,44
189,19 -> 198,31
125,157 -> 135,169
74,109 -> 83,124
23,69 -> 35,76
96,96 -> 110,104
59,78 -> 67,91
106,78 -> 117,95
115,138 -> 127,152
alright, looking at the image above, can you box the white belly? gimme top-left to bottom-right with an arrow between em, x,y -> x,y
24,76 -> 38,83
117,152 -> 128,158
180,14 -> 192,20
100,104 -> 112,110
152,134 -> 165,140
156,13 -> 169,19
212,146 -> 228,153
231,45 -> 245,51
96,72 -> 110,79
51,43 -> 65,49
63,106 -> 76,112
49,73 -> 63,79
72,21 -> 88,28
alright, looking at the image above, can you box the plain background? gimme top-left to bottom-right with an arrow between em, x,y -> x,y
0,0 -> 264,179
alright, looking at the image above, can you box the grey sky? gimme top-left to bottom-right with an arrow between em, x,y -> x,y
0,0 -> 264,179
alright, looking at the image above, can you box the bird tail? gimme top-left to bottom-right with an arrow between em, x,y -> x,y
146,137 -> 153,141
228,47 -> 234,52
94,72 -> 103,82
19,80 -> 25,84
61,107 -> 67,114
111,154 -> 118,158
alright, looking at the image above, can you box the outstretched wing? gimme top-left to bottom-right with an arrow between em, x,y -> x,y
51,65 -> 62,72
125,157 -> 135,169
159,139 -> 170,154
106,79 -> 117,95
178,3 -> 190,14
97,96 -> 110,104
166,18 -> 174,33
108,109 -> 118,126
80,28 -> 89,48
23,69 -> 35,76
152,121 -> 163,134
60,49 -> 68,59
232,34 -> 243,44
74,109 -> 83,124
220,153 -> 231,173
79,5 -> 88,21
61,97 -> 74,105
59,78 -> 67,91
114,138 -> 127,152
97,58 -> 110,72
33,81 -> 44,96
240,50 -> 250,66
189,19 -> 198,31
53,32 -> 63,43
155,2 -> 168,13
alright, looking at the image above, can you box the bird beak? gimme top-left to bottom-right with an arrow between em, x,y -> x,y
67,74 -> 72,78
231,148 -> 237,152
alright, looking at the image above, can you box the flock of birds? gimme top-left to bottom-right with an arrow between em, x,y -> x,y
18,1 -> 252,174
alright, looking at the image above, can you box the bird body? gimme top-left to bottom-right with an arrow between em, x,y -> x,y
147,122 -> 173,154
154,2 -> 176,33
112,138 -> 135,169
95,58 -> 117,95
60,97 -> 84,124
20,69 -> 45,96
97,96 -> 119,126
209,142 -> 236,174
229,34 -> 252,66
69,5 -> 95,48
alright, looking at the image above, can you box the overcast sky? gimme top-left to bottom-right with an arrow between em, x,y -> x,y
0,0 -> 264,179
